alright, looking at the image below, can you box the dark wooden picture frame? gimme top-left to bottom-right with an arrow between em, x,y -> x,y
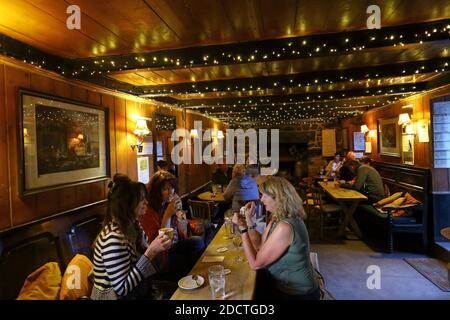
378,117 -> 401,157
18,89 -> 110,195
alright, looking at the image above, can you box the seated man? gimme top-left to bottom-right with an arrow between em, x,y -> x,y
340,157 -> 384,203
338,151 -> 358,182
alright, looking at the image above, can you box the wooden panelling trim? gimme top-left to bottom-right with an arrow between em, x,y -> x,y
0,200 -> 107,237
1,64 -> 12,229
0,56 -> 176,109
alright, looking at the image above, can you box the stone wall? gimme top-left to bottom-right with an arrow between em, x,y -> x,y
279,122 -> 342,177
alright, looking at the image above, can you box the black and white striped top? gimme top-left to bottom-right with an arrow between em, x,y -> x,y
91,222 -> 156,300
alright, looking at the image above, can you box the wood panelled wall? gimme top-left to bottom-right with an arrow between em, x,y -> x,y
0,58 -> 225,231
341,84 -> 450,193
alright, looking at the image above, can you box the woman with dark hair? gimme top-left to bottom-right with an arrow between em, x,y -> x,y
140,170 -> 205,277
91,174 -> 172,300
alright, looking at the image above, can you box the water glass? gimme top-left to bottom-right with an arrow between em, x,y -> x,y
224,217 -> 233,238
208,265 -> 226,299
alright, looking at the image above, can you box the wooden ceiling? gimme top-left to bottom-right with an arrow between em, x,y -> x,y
0,0 -> 449,127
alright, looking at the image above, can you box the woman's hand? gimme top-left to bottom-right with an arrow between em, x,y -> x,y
232,212 -> 246,228
144,234 -> 172,260
176,210 -> 186,220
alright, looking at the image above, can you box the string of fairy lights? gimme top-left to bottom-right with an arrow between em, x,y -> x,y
67,20 -> 450,77
0,19 -> 449,127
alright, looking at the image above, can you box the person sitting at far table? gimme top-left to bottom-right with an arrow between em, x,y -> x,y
325,152 -> 342,178
340,156 -> 384,203
233,176 -> 320,300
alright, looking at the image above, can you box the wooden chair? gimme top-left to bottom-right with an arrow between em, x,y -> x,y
187,199 -> 214,222
311,187 -> 342,239
297,183 -> 314,217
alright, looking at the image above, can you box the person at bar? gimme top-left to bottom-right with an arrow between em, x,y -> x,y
91,174 -> 172,300
340,156 -> 385,203
140,171 -> 205,278
233,176 -> 320,300
325,152 -> 342,178
223,164 -> 260,214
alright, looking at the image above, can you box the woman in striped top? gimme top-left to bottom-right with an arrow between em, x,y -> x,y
91,174 -> 172,300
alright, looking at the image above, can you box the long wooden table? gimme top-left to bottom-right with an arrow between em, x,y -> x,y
170,224 -> 256,300
318,181 -> 368,238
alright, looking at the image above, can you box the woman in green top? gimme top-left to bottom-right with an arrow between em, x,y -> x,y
233,176 -> 320,300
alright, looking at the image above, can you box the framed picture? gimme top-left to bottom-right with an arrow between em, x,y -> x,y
353,132 -> 365,151
378,118 -> 401,157
18,89 -> 110,195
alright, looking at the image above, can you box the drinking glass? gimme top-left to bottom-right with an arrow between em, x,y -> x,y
224,217 -> 233,238
232,235 -> 243,262
208,265 -> 226,299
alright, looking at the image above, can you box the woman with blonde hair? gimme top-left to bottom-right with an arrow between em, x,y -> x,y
233,176 -> 319,300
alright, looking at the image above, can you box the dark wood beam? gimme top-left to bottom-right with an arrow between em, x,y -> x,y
68,19 -> 450,75
137,58 -> 450,96
151,82 -> 427,107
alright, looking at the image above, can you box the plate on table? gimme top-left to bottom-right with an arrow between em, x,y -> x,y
178,275 -> 205,290
216,246 -> 229,253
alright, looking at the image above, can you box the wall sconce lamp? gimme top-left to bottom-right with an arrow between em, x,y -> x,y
398,113 -> 415,135
360,125 -> 370,134
190,129 -> 199,138
398,113 -> 411,126
131,118 -> 151,152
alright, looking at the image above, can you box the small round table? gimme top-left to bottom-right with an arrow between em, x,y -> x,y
441,227 -> 450,241
198,191 -> 225,202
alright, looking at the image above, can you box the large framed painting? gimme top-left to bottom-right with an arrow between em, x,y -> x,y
18,89 -> 110,195
378,118 -> 401,157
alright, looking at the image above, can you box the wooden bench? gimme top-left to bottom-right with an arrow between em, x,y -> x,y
0,202 -> 106,299
355,162 -> 430,253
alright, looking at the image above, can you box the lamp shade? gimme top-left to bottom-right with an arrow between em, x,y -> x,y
190,129 -> 199,138
360,125 -> 370,134
398,113 -> 411,125
217,130 -> 224,139
133,119 -> 150,136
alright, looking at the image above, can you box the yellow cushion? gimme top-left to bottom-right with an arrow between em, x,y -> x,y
384,197 -> 405,208
375,192 -> 403,206
16,262 -> 62,300
60,254 -> 93,300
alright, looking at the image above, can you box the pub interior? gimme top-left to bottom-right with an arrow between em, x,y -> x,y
0,0 -> 449,301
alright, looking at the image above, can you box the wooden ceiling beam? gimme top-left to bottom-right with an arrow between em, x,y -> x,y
68,19 -> 450,75
150,82 -> 427,107
136,57 -> 450,95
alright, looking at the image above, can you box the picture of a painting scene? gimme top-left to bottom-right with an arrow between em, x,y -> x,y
36,104 -> 100,175
381,123 -> 397,148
